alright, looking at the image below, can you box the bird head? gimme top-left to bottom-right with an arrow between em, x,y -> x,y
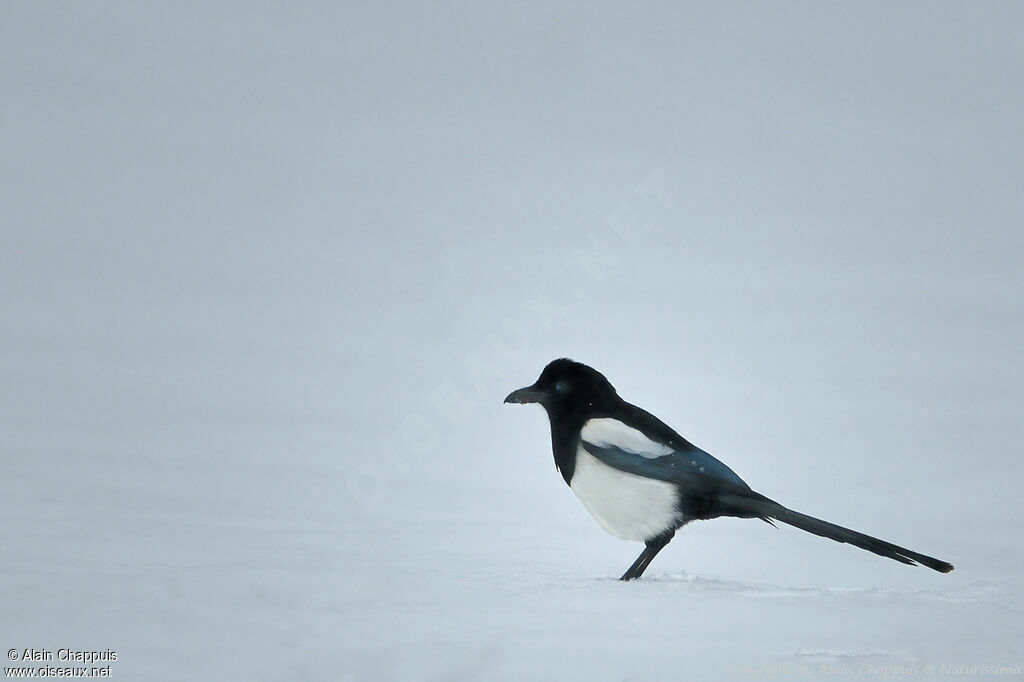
504,358 -> 619,415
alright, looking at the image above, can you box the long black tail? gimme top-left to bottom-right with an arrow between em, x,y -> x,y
719,492 -> 955,573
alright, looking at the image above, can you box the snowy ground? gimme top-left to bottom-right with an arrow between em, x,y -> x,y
3,4 -> 1023,681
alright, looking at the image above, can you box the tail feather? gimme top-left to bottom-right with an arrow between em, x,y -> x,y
719,493 -> 955,573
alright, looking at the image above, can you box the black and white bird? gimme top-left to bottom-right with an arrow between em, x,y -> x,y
504,358 -> 954,580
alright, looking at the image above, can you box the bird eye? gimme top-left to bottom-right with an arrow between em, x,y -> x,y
554,380 -> 569,393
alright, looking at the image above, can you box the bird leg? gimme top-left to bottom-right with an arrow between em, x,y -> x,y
619,531 -> 674,581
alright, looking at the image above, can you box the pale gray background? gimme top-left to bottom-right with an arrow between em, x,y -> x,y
2,3 -> 1022,681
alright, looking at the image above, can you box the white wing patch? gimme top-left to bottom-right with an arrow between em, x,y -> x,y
580,418 -> 673,459
570,446 -> 681,541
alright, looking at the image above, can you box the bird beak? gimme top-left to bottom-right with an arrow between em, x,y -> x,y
504,385 -> 545,405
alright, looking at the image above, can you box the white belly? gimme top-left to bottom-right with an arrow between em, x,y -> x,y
569,446 -> 681,541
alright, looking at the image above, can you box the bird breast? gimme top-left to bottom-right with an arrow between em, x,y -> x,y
569,445 -> 682,542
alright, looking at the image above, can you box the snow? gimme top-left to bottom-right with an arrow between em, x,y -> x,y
2,3 -> 1023,680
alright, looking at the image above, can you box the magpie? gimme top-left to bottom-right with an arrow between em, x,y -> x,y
504,358 -> 955,580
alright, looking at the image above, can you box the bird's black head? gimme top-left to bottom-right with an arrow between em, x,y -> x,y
504,358 -> 619,417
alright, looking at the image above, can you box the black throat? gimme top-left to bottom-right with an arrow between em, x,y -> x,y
546,400 -> 599,485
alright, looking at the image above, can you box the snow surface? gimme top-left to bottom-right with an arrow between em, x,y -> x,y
2,3 -> 1023,680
